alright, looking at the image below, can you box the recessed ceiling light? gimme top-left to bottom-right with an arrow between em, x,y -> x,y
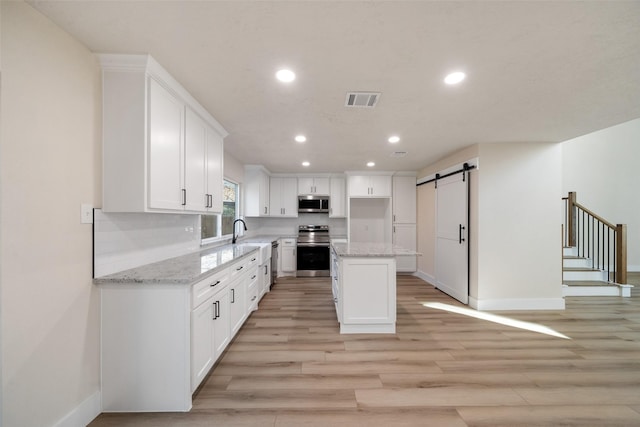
367,161 -> 375,167
388,136 -> 400,143
276,69 -> 296,83
444,71 -> 466,85
295,135 -> 307,143
302,161 -> 310,167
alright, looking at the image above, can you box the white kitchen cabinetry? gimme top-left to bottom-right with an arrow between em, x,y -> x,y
269,177 -> 298,217
392,175 -> 417,223
393,223 -> 417,272
332,251 -> 397,334
244,166 -> 270,217
347,174 -> 392,197
99,54 -> 227,214
100,248 -> 262,412
280,238 -> 297,275
392,175 -> 417,272
191,276 -> 229,392
298,177 -> 330,195
229,271 -> 248,337
329,177 -> 346,218
184,107 -> 223,212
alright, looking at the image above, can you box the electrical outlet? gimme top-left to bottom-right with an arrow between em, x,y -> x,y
81,203 -> 93,224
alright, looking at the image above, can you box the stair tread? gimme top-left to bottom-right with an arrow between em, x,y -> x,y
563,255 -> 587,260
563,267 -> 600,271
563,280 -> 618,287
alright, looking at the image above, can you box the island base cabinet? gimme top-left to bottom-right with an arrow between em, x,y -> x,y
337,257 -> 397,334
101,284 -> 192,412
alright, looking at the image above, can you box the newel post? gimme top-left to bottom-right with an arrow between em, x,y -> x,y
568,192 -> 577,247
616,224 -> 627,284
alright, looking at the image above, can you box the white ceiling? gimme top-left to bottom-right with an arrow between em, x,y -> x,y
28,0 -> 640,173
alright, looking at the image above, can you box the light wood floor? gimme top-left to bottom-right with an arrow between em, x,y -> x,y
90,275 -> 640,426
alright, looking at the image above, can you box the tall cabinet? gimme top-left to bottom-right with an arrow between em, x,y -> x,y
392,175 -> 417,272
99,54 -> 227,214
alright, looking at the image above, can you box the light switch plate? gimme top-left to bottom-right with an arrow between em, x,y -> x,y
81,203 -> 93,224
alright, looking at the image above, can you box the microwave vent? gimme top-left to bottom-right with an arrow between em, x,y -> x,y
345,92 -> 381,108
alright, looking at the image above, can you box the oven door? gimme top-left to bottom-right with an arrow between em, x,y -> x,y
296,244 -> 330,277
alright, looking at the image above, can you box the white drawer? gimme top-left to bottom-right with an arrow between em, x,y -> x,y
192,270 -> 227,308
281,238 -> 296,246
247,267 -> 260,311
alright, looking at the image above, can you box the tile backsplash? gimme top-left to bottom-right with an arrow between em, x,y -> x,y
94,209 -> 200,277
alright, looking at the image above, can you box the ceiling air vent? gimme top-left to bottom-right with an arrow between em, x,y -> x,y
345,92 -> 381,108
390,151 -> 408,158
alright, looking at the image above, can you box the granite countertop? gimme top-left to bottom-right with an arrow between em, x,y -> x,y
332,242 -> 420,257
93,244 -> 260,285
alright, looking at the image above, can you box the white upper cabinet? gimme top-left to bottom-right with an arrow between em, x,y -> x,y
244,166 -> 270,217
184,107 -> 223,212
392,175 -> 417,223
99,54 -> 227,214
347,174 -> 392,198
148,78 -> 185,210
298,177 -> 330,195
329,177 -> 346,218
269,177 -> 298,217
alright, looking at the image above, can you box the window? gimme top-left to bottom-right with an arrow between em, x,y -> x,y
201,179 -> 240,243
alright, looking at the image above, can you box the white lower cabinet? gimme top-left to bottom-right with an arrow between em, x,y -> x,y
100,248 -> 262,412
393,223 -> 417,272
191,282 -> 229,392
332,253 -> 397,334
280,238 -> 297,274
229,272 -> 247,337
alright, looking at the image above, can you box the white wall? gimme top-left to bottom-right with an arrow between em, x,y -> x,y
1,2 -> 101,426
417,142 -> 564,310
562,118 -> 640,271
475,142 -> 563,309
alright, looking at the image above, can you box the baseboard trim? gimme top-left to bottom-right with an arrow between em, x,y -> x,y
53,390 -> 101,427
414,270 -> 436,286
468,296 -> 565,311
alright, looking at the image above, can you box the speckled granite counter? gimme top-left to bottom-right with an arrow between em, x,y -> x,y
332,242 -> 419,257
93,244 -> 260,285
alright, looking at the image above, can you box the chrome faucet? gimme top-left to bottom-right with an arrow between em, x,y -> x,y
232,219 -> 247,244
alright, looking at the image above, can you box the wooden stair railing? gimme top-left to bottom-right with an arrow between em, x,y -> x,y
563,192 -> 627,284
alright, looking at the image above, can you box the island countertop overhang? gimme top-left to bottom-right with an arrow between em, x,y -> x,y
331,241 -> 421,258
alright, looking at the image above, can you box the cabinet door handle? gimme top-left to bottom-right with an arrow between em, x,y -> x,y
459,224 -> 466,244
181,189 -> 186,206
231,288 -> 235,303
213,300 -> 220,320
210,280 -> 221,287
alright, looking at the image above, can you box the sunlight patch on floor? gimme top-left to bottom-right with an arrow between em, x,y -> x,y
422,302 -> 571,339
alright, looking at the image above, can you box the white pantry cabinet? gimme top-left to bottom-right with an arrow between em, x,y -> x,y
244,165 -> 270,217
298,177 -> 330,195
347,174 -> 392,197
392,175 -> 417,223
329,177 -> 346,218
393,223 -> 417,272
99,54 -> 227,214
269,177 -> 298,217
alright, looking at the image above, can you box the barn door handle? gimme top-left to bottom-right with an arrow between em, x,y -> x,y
459,225 -> 465,244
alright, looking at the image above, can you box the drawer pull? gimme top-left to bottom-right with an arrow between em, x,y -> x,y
251,275 -> 257,280
210,280 -> 221,287
236,266 -> 244,271
251,257 -> 257,262
251,296 -> 257,301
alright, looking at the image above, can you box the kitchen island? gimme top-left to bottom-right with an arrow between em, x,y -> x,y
330,242 -> 419,334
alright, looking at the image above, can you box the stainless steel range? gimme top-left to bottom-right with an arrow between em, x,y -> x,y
296,225 -> 331,277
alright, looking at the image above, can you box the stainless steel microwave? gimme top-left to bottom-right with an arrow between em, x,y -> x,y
298,195 -> 329,213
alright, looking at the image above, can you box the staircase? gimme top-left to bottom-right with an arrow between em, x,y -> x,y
562,192 -> 632,297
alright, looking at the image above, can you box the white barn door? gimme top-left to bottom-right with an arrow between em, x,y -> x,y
435,173 -> 469,304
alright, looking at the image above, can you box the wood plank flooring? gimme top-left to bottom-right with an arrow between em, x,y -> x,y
89,275 -> 640,426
